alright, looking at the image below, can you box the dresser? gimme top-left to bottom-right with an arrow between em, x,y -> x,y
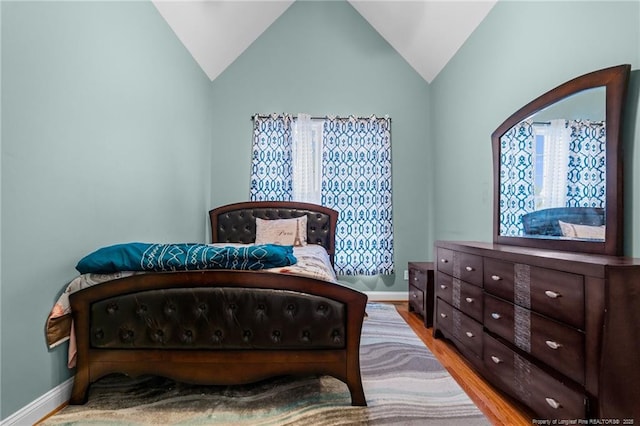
408,262 -> 434,327
433,240 -> 640,421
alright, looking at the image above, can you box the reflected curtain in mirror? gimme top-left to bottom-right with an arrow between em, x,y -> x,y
499,118 -> 607,237
499,120 -> 535,236
566,120 -> 606,208
538,119 -> 570,209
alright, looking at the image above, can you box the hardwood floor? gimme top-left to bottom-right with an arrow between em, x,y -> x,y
392,302 -> 533,426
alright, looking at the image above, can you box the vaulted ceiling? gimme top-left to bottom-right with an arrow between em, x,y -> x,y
152,0 -> 497,84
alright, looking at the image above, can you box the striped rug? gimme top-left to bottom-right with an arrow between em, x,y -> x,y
41,303 -> 488,425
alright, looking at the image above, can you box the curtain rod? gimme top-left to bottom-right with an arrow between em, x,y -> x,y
251,114 -> 391,122
533,120 -> 604,126
250,115 -> 326,120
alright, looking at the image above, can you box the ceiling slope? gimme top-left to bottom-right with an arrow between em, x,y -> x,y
152,0 -> 295,81
350,1 -> 496,83
152,0 -> 496,84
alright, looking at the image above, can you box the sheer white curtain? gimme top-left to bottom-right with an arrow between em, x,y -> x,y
291,113 -> 324,204
537,119 -> 570,209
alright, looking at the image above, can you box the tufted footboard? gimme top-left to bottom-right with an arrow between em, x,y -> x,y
69,270 -> 368,406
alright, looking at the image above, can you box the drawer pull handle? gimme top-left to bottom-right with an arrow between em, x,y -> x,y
491,275 -> 501,281
465,331 -> 474,338
545,340 -> 562,350
490,355 -> 502,364
440,284 -> 447,290
465,266 -> 474,272
440,313 -> 447,318
491,312 -> 502,320
545,398 -> 561,409
412,293 -> 418,298
545,290 -> 561,299
465,297 -> 474,303
440,258 -> 449,264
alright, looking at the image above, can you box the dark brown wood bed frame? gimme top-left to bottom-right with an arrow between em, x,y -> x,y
69,201 -> 368,406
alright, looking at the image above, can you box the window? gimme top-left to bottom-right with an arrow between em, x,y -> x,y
250,113 -> 394,276
291,115 -> 324,204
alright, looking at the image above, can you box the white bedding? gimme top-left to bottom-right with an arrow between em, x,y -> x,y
209,243 -> 338,283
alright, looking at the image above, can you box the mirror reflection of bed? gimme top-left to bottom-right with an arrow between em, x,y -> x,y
521,206 -> 605,240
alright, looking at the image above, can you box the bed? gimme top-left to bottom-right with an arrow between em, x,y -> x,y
47,201 -> 368,407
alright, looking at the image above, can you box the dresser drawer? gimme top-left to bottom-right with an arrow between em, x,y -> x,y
408,262 -> 434,326
409,265 -> 429,291
436,272 -> 453,305
408,285 -> 425,317
436,248 -> 455,276
436,297 -> 454,331
436,248 -> 483,287
484,333 -> 587,420
436,273 -> 483,322
484,294 -> 585,385
436,299 -> 483,357
483,258 -> 515,300
457,280 -> 483,322
484,259 -> 585,329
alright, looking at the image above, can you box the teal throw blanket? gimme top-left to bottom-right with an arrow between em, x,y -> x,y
76,243 -> 296,274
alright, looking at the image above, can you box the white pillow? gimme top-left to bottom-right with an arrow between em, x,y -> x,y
255,216 -> 308,246
559,220 -> 605,240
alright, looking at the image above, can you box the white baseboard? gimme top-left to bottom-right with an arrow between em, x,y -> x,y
1,378 -> 73,426
2,291 -> 407,425
364,291 -> 407,302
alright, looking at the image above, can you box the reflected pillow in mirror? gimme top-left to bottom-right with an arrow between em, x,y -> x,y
255,216 -> 307,246
559,220 -> 606,240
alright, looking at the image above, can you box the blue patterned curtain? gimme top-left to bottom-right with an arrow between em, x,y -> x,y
499,120 -> 535,236
566,120 -> 606,208
249,114 -> 293,201
322,116 -> 393,276
249,114 -> 394,276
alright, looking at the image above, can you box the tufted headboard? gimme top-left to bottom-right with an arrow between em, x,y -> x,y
209,201 -> 339,265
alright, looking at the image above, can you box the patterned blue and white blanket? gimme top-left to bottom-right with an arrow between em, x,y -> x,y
76,242 -> 297,274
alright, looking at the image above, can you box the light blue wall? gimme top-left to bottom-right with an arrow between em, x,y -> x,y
1,1 -> 212,419
430,1 -> 640,255
209,0 -> 432,293
2,0 -> 640,421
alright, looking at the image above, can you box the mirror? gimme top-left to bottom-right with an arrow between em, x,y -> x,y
492,65 -> 630,256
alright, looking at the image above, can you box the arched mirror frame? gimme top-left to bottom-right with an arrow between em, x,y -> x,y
492,64 -> 631,256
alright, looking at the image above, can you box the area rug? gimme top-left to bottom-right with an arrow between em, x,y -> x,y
41,303 -> 488,425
